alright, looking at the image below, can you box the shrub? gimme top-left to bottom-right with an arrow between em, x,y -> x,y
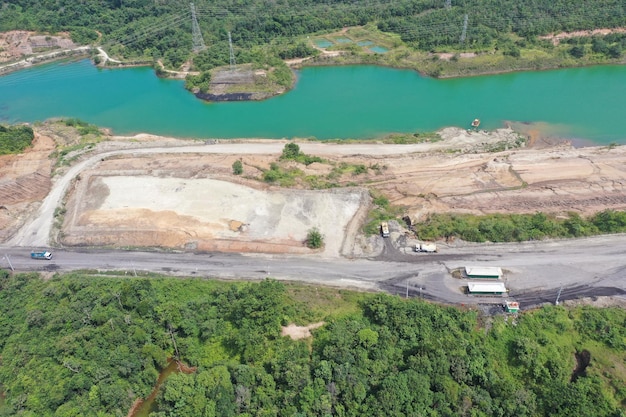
184,71 -> 212,93
281,143 -> 301,160
232,160 -> 243,175
306,228 -> 324,249
569,45 -> 585,58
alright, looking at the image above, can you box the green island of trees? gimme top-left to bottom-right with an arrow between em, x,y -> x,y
0,270 -> 624,417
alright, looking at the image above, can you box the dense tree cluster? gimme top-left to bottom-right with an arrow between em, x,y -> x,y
0,272 -> 624,416
0,124 -> 34,155
415,210 -> 626,242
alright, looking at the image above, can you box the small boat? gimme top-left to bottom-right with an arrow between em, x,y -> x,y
471,118 -> 480,128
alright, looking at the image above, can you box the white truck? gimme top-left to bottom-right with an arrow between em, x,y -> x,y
414,242 -> 437,253
380,222 -> 390,238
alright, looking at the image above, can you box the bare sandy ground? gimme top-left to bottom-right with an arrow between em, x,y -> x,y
281,322 -> 325,340
64,174 -> 368,257
0,31 -> 76,63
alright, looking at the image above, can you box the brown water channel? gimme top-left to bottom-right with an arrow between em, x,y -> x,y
129,359 -> 196,417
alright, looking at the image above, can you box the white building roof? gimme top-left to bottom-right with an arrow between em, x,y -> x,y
467,282 -> 508,293
465,266 -> 503,277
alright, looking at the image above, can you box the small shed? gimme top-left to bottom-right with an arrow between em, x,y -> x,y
467,282 -> 507,295
504,300 -> 520,313
465,266 -> 503,279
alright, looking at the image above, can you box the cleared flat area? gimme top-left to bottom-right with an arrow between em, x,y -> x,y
64,175 -> 368,257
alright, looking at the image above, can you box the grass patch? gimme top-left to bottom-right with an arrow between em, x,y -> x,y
50,119 -> 105,168
363,192 -> 404,235
285,284 -> 371,322
262,162 -> 302,186
381,131 -> 442,144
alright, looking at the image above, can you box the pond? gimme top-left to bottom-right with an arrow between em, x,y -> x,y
369,46 -> 389,53
314,39 -> 333,48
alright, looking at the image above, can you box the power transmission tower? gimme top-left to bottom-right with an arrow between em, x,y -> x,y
228,31 -> 236,70
460,14 -> 468,43
445,0 -> 451,9
190,2 -> 206,53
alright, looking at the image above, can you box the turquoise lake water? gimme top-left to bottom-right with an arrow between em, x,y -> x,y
1,59 -> 626,143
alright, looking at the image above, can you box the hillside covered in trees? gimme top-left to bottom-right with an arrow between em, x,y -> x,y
2,0 -> 626,72
0,271 -> 624,416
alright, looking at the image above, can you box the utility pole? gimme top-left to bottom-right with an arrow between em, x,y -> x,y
4,254 -> 14,272
555,285 -> 563,305
406,279 -> 409,299
228,31 -> 236,71
460,14 -> 468,43
190,2 -> 206,53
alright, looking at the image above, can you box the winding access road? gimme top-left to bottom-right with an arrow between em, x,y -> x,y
4,141 -> 626,309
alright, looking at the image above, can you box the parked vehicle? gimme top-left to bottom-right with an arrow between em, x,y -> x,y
31,251 -> 52,260
380,222 -> 390,238
414,243 -> 437,253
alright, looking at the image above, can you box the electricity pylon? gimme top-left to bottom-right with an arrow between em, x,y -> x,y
190,2 -> 206,53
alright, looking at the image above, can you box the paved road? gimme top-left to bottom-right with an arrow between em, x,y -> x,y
3,233 -> 625,309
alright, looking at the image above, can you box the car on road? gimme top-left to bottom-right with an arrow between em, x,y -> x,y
31,251 -> 53,260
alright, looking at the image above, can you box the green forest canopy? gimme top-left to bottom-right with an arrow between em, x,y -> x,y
0,124 -> 34,155
0,271 -> 624,417
2,0 -> 626,69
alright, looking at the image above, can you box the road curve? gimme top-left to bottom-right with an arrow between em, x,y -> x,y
6,139 -> 489,248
